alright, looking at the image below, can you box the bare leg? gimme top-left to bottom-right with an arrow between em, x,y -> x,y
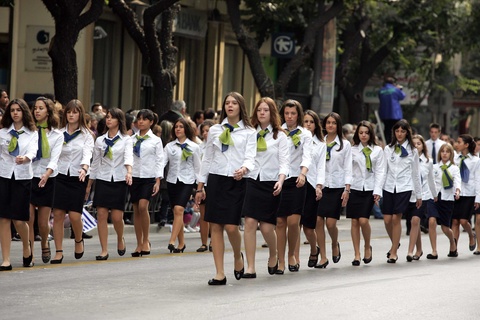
287,214 -> 300,266
476,214 -> 480,249
244,217 -> 258,274
225,224 -> 243,272
96,207 -> 109,256
384,214 -> 393,242
52,209 -> 65,260
408,216 -> 421,256
199,204 -> 209,247
69,211 -> 84,256
138,199 -> 151,252
441,224 -> 457,252
303,226 -> 318,263
428,217 -> 438,255
37,207 -> 51,259
110,209 -> 125,251
315,216 -> 328,264
276,217 -> 287,271
169,205 -> 185,247
459,218 -> 475,249
351,219 -> 361,261
359,218 -> 372,259
451,219 -> 460,243
326,218 -> 339,258
0,218 -> 12,266
388,214 -> 402,260
210,223 -> 225,280
260,222 -> 277,268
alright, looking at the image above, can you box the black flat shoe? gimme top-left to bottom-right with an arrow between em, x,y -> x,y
288,263 -> 300,272
469,233 -> 476,251
387,243 -> 401,258
412,251 -> 423,261
23,240 -> 33,267
0,265 -> 12,271
131,251 -> 142,257
315,260 -> 329,269
275,268 -> 285,275
332,243 -> 341,263
140,250 -> 150,255
74,239 -> 84,259
234,253 -> 244,280
387,257 -> 398,263
41,242 -> 51,264
426,253 -> 438,259
406,255 -> 413,262
308,246 -> 320,268
242,273 -> 257,279
268,260 -> 278,275
173,245 -> 186,253
448,238 -> 458,257
363,246 -> 372,264
168,244 -> 176,253
208,277 -> 227,285
196,244 -> 208,252
50,250 -> 64,264
351,260 -> 360,266
117,238 -> 126,256
473,251 -> 480,255
95,254 -> 109,261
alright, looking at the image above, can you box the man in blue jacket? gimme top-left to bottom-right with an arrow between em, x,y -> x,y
378,77 -> 406,143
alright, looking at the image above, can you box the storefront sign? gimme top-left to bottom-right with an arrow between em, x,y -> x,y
172,8 -> 207,39
25,25 -> 54,72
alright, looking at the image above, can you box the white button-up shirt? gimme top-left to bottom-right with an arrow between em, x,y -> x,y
306,135 -> 325,189
409,154 -> 436,202
163,138 -> 201,184
131,129 -> 164,179
0,125 -> 38,180
90,133 -> 134,182
282,124 -> 312,178
383,141 -> 422,198
350,143 -> 385,195
454,153 -> 480,201
323,134 -> 352,188
32,128 -> 63,178
249,125 -> 289,182
57,126 -> 94,176
199,119 -> 256,183
433,160 -> 461,201
425,138 -> 446,164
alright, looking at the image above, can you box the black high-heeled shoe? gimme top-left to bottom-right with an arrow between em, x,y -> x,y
315,260 -> 329,269
268,259 -> 278,275
448,238 -> 458,257
50,250 -> 64,264
412,251 -> 423,261
333,242 -> 341,263
208,277 -> 227,285
288,263 -> 300,272
131,251 -> 142,257
196,244 -> 208,252
363,246 -> 373,264
351,260 -> 360,266
74,239 -> 84,259
95,254 -> 109,261
141,241 -> 151,255
23,240 -> 33,267
168,243 -> 176,253
117,238 -> 126,256
42,242 -> 51,264
173,245 -> 186,253
234,253 -> 244,280
0,264 -> 12,271
308,246 -> 320,268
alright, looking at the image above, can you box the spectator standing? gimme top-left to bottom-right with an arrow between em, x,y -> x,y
378,77 -> 406,143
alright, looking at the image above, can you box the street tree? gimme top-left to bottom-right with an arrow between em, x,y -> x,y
109,0 -> 179,116
42,0 -> 104,105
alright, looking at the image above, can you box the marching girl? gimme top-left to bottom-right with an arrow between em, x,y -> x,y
196,119 -> 215,253
316,112 -> 351,267
0,99 -> 38,270
428,143 -> 460,259
301,110 -> 326,268
87,108 -> 133,261
195,92 -> 256,285
130,109 -> 164,257
51,99 -> 94,263
242,97 -> 289,278
29,97 -> 63,264
164,118 -> 201,253
405,135 -> 436,262
451,134 -> 479,253
277,99 -> 312,273
383,119 -> 422,263
346,121 -> 385,266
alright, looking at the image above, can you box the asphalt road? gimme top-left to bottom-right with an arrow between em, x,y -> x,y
1,219 -> 478,320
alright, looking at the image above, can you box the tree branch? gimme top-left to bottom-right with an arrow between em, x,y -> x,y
42,0 -> 61,20
78,0 -> 104,30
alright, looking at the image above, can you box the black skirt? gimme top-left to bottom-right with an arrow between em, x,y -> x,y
242,178 -> 280,225
428,193 -> 454,227
93,179 -> 128,211
0,176 -> 31,221
167,181 -> 194,208
346,189 -> 374,219
30,176 -> 56,207
301,184 -> 319,229
277,177 -> 306,217
205,174 -> 246,225
405,201 -> 427,219
452,196 -> 475,220
382,190 -> 412,215
317,187 -> 344,220
129,177 -> 156,203
53,173 -> 88,213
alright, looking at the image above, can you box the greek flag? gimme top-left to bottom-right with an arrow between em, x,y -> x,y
82,208 -> 97,233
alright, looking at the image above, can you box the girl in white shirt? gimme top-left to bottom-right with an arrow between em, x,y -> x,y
0,98 -> 38,270
301,110 -> 326,268
242,97 -> 289,278
88,108 -> 133,261
452,134 -> 479,253
277,100 -> 312,274
130,109 -> 164,257
29,97 -> 63,264
346,121 -> 385,266
195,92 -> 256,285
405,135 -> 435,262
164,118 -> 201,253
428,143 -> 460,259
317,112 -> 352,267
51,99 -> 94,264
382,119 -> 422,263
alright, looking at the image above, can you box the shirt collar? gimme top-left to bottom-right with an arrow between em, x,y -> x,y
8,124 -> 30,134
257,124 -> 272,133
221,118 -> 244,129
